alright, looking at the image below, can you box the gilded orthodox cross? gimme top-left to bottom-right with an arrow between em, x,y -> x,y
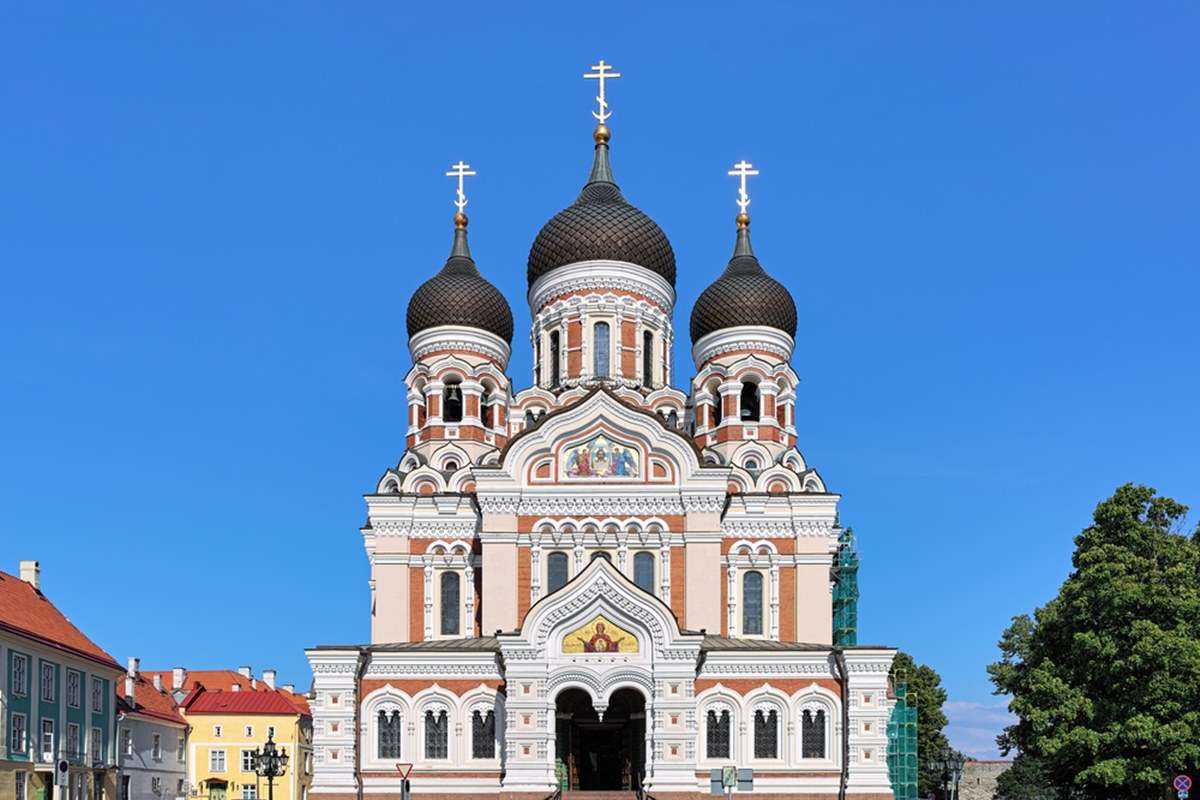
728,160 -> 759,215
445,160 -> 476,213
583,59 -> 621,123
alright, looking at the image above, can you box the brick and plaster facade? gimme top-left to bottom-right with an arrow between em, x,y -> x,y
307,71 -> 897,800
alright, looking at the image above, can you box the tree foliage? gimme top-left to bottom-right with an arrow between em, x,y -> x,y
889,650 -> 949,797
989,484 -> 1200,799
995,753 -> 1056,800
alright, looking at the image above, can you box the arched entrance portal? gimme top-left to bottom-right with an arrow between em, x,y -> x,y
555,688 -> 646,791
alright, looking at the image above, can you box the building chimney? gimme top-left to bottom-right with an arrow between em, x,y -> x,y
19,560 -> 40,590
251,678 -> 258,690
127,657 -> 140,678
263,670 -> 277,690
153,674 -> 162,692
125,676 -> 135,706
172,667 -> 186,690
237,666 -> 252,678
231,684 -> 240,692
282,684 -> 295,694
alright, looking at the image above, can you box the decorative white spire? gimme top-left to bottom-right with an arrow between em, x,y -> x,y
583,59 -> 621,124
728,160 -> 759,215
445,160 -> 476,214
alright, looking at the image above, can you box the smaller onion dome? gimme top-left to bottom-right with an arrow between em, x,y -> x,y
689,215 -> 797,343
527,126 -> 675,288
407,213 -> 514,344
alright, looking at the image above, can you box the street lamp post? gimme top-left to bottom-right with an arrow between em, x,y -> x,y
928,747 -> 965,800
251,734 -> 289,800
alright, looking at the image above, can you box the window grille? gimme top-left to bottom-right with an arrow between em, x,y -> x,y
377,710 -> 402,759
593,322 -> 610,377
743,571 -> 764,635
706,709 -> 731,759
801,709 -> 826,759
753,709 -> 778,759
633,552 -> 655,593
440,572 -> 460,635
424,710 -> 448,759
471,710 -> 495,759
547,552 -> 569,594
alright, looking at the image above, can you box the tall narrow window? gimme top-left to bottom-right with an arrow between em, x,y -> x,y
740,381 -> 760,421
593,322 -> 610,378
743,571 -> 764,635
377,710 -> 401,759
424,710 -> 448,759
706,709 -> 731,759
801,709 -> 826,759
547,552 -> 569,594
471,709 -> 495,759
753,708 -> 778,759
549,331 -> 561,388
480,386 -> 491,429
642,330 -> 653,386
633,552 -> 655,593
443,380 -> 463,423
440,572 -> 460,635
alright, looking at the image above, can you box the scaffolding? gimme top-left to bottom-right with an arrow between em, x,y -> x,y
887,681 -> 919,800
831,528 -> 859,646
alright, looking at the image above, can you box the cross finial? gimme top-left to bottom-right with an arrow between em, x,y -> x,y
728,160 -> 759,215
445,161 -> 476,214
583,59 -> 621,124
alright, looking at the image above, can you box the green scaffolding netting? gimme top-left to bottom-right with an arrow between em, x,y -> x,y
888,681 -> 919,799
832,528 -> 859,646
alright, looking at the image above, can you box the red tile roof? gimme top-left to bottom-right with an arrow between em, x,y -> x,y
184,687 -> 306,716
115,674 -> 186,726
144,669 -> 311,715
0,571 -> 121,671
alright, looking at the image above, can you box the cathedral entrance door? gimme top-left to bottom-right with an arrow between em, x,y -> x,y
555,688 -> 646,791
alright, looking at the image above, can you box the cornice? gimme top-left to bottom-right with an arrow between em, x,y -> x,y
528,260 -> 675,314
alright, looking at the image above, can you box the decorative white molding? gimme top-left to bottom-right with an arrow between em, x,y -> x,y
528,260 -> 676,315
692,326 -> 795,367
409,325 -> 512,366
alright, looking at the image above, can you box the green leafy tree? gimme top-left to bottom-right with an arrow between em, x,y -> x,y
995,753 -> 1056,800
889,651 -> 949,797
989,484 -> 1200,799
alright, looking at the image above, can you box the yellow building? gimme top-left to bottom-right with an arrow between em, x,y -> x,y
146,670 -> 311,800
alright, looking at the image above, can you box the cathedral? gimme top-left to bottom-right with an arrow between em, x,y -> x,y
306,63 -> 897,800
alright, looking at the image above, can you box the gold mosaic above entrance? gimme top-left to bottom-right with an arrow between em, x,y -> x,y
562,614 -> 639,654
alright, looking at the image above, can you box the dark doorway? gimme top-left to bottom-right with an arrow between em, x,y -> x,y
555,688 -> 645,791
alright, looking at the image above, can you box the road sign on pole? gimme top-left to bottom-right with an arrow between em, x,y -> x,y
396,764 -> 414,780
397,763 -> 413,800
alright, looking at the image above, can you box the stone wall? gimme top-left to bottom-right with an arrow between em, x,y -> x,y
959,759 -> 1012,800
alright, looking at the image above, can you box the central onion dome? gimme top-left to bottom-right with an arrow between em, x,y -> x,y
527,126 -> 675,288
407,213 -> 514,344
690,214 -> 797,343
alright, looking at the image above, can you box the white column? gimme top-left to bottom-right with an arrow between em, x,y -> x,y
769,559 -> 780,640
726,563 -> 738,637
423,560 -> 434,640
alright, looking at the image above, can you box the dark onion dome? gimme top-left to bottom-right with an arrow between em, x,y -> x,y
689,217 -> 797,343
407,214 -> 514,344
527,127 -> 675,288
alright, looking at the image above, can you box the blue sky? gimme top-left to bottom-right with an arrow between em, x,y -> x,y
2,3 -> 1197,759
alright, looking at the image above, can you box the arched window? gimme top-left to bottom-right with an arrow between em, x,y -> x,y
706,709 -> 731,759
443,460 -> 459,472
590,551 -> 612,563
744,458 -> 759,471
443,379 -> 463,423
642,330 -> 653,386
524,409 -> 536,427
633,552 -> 655,593
801,708 -> 826,759
424,709 -> 448,759
743,571 -> 764,635
471,709 -> 495,759
740,381 -> 760,422
377,710 -> 401,759
753,708 -> 778,759
667,409 -> 679,429
593,322 -> 610,378
440,572 -> 460,636
549,331 -> 561,388
547,552 -> 569,594
480,386 -> 491,429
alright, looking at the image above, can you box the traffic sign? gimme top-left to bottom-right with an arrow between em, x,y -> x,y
1176,776 -> 1193,793
55,760 -> 70,788
396,763 -> 414,780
